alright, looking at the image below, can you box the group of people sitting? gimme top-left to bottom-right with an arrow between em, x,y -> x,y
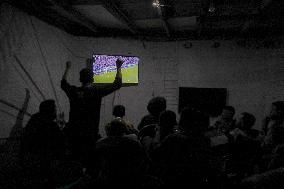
17,59 -> 284,188
20,97 -> 284,189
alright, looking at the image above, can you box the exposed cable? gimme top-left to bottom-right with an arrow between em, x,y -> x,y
9,57 -> 41,103
0,99 -> 31,117
29,17 -> 61,112
112,91 -> 116,110
117,90 -> 121,104
0,108 -> 17,119
52,27 -> 89,59
14,55 -> 46,101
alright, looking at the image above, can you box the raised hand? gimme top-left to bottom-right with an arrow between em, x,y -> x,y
116,59 -> 123,69
25,88 -> 30,100
66,61 -> 71,69
86,58 -> 92,65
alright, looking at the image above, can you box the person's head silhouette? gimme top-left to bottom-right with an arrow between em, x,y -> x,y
106,118 -> 127,137
270,101 -> 284,120
39,99 -> 57,120
147,96 -> 167,117
179,108 -> 209,135
113,105 -> 126,118
236,112 -> 256,130
79,68 -> 94,85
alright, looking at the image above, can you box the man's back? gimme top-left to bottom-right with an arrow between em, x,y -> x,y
61,80 -> 122,135
61,60 -> 123,135
154,131 -> 214,188
60,60 -> 123,163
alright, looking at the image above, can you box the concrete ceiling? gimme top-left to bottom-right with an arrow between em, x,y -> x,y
73,4 -> 129,29
9,0 -> 284,40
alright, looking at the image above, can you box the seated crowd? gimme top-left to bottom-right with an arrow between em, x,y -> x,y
12,96 -> 284,189
2,61 -> 284,189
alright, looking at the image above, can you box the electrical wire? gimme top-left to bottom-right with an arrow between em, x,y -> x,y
0,109 -> 18,119
14,55 -> 46,101
29,17 -> 61,112
52,27 -> 89,59
9,56 -> 42,103
112,91 -> 116,110
0,99 -> 31,117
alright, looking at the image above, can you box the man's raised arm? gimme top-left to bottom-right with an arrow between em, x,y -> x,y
115,59 -> 123,83
98,59 -> 123,96
61,61 -> 72,93
62,61 -> 71,81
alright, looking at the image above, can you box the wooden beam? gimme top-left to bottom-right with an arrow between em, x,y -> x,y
240,0 -> 272,34
100,0 -> 137,34
157,1 -> 171,37
157,9 -> 171,37
260,0 -> 272,10
70,0 -> 101,6
47,0 -> 98,33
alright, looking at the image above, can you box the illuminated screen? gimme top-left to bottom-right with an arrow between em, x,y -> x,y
93,54 -> 139,84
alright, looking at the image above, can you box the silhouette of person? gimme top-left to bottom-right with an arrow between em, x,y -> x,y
5,88 -> 30,154
138,97 -> 167,131
229,112 -> 261,178
262,101 -> 284,152
140,110 -> 177,158
94,134 -> 149,188
230,112 -> 259,141
158,110 -> 178,142
61,59 -> 123,163
105,118 -> 128,137
21,100 -> 65,188
209,106 -> 236,137
21,99 -> 65,159
153,108 -> 215,188
112,105 -> 138,137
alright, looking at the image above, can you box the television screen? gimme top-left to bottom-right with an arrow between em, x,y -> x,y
179,87 -> 227,117
92,54 -> 139,84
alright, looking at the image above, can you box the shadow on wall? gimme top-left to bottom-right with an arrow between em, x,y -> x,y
0,88 -> 32,188
0,88 -> 31,154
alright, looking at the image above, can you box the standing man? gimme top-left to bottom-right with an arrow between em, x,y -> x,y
61,59 -> 123,163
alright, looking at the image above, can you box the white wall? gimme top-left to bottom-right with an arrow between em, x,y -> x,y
177,41 -> 284,128
1,3 -> 284,138
0,3 -> 74,138
72,38 -> 284,133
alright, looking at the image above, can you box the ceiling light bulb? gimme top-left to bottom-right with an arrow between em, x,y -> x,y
208,2 -> 215,12
208,6 -> 216,12
152,0 -> 160,7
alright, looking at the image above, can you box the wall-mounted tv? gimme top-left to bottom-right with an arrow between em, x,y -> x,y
179,87 -> 227,117
92,54 -> 139,85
